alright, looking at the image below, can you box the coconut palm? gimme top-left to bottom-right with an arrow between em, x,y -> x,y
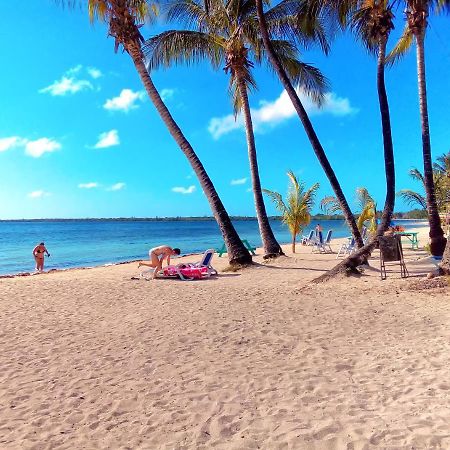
321,186 -> 377,234
263,171 -> 319,252
350,0 -> 396,239
397,152 -> 450,212
144,0 -> 328,258
253,0 -> 364,250
388,0 -> 450,256
60,0 -> 251,265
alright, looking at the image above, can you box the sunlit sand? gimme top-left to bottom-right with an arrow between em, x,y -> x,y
1,225 -> 449,449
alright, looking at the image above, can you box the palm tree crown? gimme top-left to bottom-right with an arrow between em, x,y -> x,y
263,171 -> 319,252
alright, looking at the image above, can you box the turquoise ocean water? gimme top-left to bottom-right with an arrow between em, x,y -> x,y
0,219 -> 426,275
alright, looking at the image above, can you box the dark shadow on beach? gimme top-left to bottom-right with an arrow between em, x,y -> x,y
251,262 -> 326,273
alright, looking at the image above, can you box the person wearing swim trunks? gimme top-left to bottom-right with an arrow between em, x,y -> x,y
138,245 -> 180,279
32,242 -> 50,272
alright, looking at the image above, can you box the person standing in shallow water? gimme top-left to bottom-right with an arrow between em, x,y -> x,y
32,242 -> 50,272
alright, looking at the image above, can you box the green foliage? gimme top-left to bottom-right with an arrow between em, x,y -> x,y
396,152 -> 450,212
143,0 -> 329,113
321,186 -> 377,232
263,171 -> 319,243
355,187 -> 377,233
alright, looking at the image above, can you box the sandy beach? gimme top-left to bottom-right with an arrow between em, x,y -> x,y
1,225 -> 449,449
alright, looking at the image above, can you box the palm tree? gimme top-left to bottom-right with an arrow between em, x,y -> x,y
350,0 -> 396,240
60,0 -> 251,265
253,0 -> 364,249
144,0 -> 328,258
321,186 -> 377,234
263,171 -> 319,252
397,155 -> 450,213
388,0 -> 450,256
354,187 -> 378,233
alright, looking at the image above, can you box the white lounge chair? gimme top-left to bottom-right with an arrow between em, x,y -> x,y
336,237 -> 356,258
336,227 -> 367,259
323,230 -> 333,252
301,230 -> 315,246
312,231 -> 333,253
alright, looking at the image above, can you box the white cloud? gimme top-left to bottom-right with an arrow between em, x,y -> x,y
93,130 -> 120,149
160,88 -> 175,102
40,76 -> 93,96
25,138 -> 61,158
78,182 -> 98,189
67,65 -> 83,75
87,67 -> 102,79
0,136 -> 26,152
39,65 -> 103,96
208,89 -> 358,139
231,177 -> 247,185
0,136 -> 61,157
103,89 -> 145,112
28,190 -> 51,199
171,185 -> 196,195
108,182 -> 126,191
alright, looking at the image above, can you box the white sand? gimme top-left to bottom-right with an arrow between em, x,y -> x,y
1,226 -> 449,449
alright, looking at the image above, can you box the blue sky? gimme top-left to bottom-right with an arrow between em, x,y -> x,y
0,2 -> 449,219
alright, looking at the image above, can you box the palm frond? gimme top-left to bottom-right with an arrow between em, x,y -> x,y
166,0 -> 219,31
355,186 -> 375,211
408,167 -> 425,185
357,201 -> 376,232
228,64 -> 257,115
320,195 -> 341,214
386,24 -> 413,65
144,30 -> 223,70
262,189 -> 289,216
264,0 -> 333,54
396,189 -> 427,210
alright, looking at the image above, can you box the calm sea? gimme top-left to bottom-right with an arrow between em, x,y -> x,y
0,219 -> 426,275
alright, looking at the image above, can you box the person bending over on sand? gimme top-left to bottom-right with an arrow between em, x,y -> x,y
138,245 -> 180,279
32,242 -> 50,272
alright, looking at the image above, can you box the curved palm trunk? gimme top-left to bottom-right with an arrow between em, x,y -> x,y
414,32 -> 447,256
127,44 -> 251,265
292,234 -> 296,253
235,73 -> 284,257
313,37 -> 396,281
375,39 -> 395,236
254,0 -> 363,249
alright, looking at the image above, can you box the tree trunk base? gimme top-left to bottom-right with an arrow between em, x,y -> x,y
229,254 -> 253,266
263,251 -> 285,260
312,241 -> 376,283
430,236 -> 448,257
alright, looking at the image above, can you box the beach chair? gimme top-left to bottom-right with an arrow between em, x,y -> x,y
158,249 -> 217,281
361,226 -> 368,244
336,237 -> 356,259
301,230 -> 315,246
311,231 -> 332,253
336,227 -> 367,259
323,230 -> 333,253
